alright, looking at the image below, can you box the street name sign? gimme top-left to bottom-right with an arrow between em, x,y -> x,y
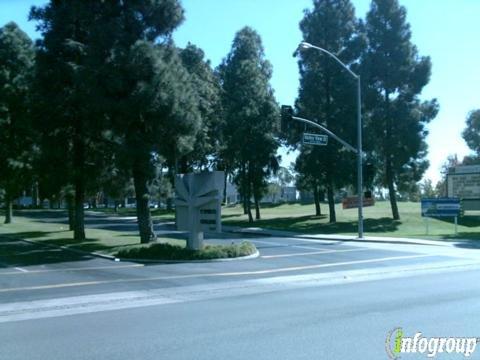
303,132 -> 328,146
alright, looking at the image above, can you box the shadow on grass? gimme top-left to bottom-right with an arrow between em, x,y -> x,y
224,215 -> 401,234
435,215 -> 480,228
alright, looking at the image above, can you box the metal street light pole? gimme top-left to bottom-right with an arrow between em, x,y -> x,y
299,41 -> 364,239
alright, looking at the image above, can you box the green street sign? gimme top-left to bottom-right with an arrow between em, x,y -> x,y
303,132 -> 328,146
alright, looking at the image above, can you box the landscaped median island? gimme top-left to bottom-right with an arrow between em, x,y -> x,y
0,210 -> 257,262
115,241 -> 257,261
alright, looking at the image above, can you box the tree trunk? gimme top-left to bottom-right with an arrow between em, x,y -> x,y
32,182 -> 39,208
73,128 -> 86,241
386,159 -> 400,220
223,170 -> 227,204
133,167 -> 156,244
66,194 -> 75,231
166,164 -> 175,211
241,165 -> 248,214
254,192 -> 261,220
247,197 -> 253,223
327,185 -> 336,223
313,185 -> 321,216
179,156 -> 189,174
4,192 -> 12,224
384,89 -> 400,220
324,73 -> 336,224
246,165 -> 253,223
74,180 -> 85,241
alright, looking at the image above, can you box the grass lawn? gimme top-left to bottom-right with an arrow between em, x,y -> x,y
0,210 -> 255,262
0,212 -> 183,256
222,201 -> 480,241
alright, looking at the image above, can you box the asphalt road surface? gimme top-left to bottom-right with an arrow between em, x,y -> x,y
2,212 -> 480,359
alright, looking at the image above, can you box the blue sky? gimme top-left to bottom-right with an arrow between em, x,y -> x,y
2,0 -> 479,185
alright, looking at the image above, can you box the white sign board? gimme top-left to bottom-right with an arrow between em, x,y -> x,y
447,166 -> 480,199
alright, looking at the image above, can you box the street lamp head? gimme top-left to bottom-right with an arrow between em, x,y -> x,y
299,41 -> 313,50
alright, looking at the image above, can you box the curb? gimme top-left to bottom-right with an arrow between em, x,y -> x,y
223,226 -> 460,248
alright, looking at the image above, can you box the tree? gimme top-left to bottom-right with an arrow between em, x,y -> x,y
31,1 -> 197,244
0,22 -> 35,223
462,155 -> 480,166
462,110 -> 480,155
435,154 -> 459,197
276,166 -> 295,188
109,46 -> 200,243
294,149 -> 325,216
419,179 -> 436,198
295,0 -> 364,223
218,27 -> 280,222
30,1 -> 116,240
97,4 -> 201,244
176,43 -> 222,173
362,0 -> 438,220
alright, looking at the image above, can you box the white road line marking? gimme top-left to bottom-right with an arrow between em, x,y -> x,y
291,245 -> 332,251
261,248 -> 369,259
0,254 -> 435,293
251,239 -> 293,247
0,264 -> 143,276
251,239 -> 339,251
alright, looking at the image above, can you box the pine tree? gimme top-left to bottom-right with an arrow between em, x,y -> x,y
296,0 -> 364,223
363,0 -> 438,220
176,43 -> 222,173
107,43 -> 201,243
462,110 -> 480,156
218,27 -> 280,222
0,22 -> 35,223
30,1 -> 113,240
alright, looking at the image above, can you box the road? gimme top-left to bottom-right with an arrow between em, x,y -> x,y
1,212 -> 480,359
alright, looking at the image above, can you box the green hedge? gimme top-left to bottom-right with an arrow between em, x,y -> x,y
115,241 -> 257,261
